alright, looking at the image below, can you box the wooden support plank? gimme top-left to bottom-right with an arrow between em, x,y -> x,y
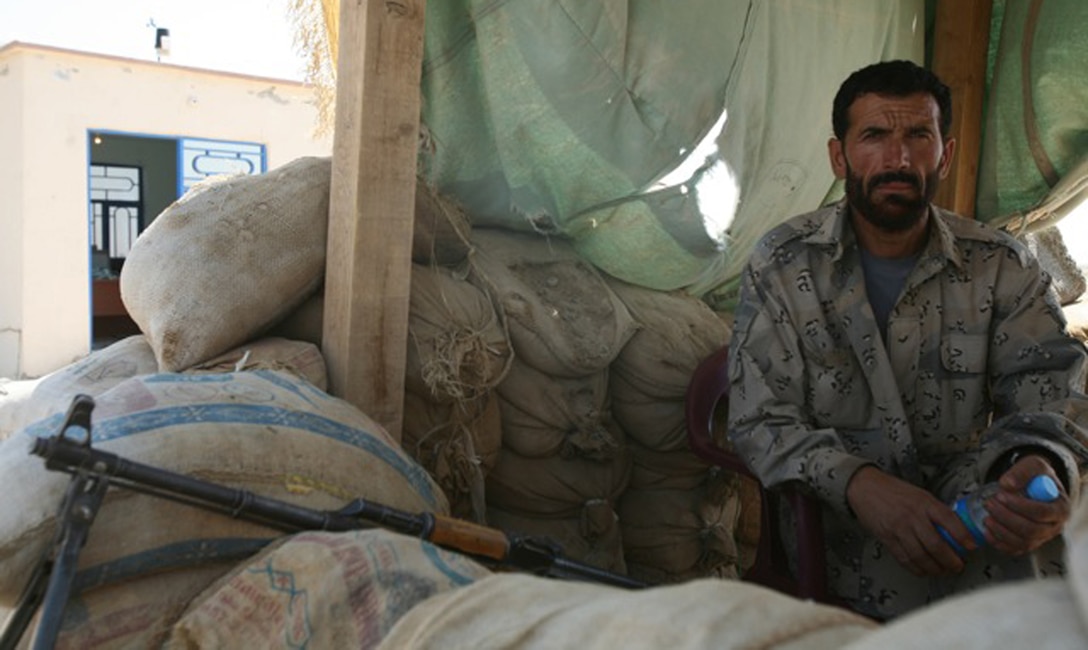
931,0 -> 993,218
323,0 -> 425,441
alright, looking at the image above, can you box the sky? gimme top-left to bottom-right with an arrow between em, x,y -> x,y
0,0 -> 308,81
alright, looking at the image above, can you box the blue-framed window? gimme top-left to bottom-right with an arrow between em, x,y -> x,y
179,137 -> 266,195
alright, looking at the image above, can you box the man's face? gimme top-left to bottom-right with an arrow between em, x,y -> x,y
828,92 -> 955,232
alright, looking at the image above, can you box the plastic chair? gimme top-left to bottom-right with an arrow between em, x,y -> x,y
685,345 -> 831,603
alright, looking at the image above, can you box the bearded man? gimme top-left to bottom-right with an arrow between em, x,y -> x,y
727,59 -> 1088,620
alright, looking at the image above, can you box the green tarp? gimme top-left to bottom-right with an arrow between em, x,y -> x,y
977,0 -> 1088,232
419,0 -> 1088,309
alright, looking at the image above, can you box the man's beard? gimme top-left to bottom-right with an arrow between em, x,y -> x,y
844,162 -> 939,233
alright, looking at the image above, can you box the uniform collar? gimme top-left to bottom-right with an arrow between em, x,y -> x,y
804,199 -> 966,270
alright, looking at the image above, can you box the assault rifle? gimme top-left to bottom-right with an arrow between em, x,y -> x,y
1,394 -> 645,649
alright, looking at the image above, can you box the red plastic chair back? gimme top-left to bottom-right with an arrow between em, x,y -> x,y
684,346 -> 831,603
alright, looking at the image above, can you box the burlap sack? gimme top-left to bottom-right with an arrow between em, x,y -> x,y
413,181 -> 472,267
496,360 -> 620,460
627,441 -> 711,492
1024,226 -> 1086,305
376,574 -> 877,650
17,561 -> 239,650
606,278 -> 731,451
403,389 -> 502,522
120,156 -> 331,371
0,370 -> 447,606
618,474 -> 743,584
488,501 -> 627,576
406,264 -> 512,403
468,228 -> 637,378
0,335 -> 158,441
609,370 -> 688,453
0,336 -> 327,442
166,530 -> 493,650
0,378 -> 44,443
188,336 -> 328,390
267,293 -> 325,347
485,446 -> 631,518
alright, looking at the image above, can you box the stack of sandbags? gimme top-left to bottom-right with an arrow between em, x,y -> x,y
402,263 -> 511,522
468,228 -> 637,574
605,279 -> 748,583
0,370 -> 447,648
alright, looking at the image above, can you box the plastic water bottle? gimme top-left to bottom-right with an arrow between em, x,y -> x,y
937,474 -> 1060,555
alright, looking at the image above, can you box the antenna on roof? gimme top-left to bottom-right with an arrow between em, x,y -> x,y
147,18 -> 170,62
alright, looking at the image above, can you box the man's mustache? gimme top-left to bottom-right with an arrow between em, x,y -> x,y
868,172 -> 920,192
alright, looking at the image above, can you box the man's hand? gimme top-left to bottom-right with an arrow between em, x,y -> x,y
984,455 -> 1070,555
846,466 -> 974,576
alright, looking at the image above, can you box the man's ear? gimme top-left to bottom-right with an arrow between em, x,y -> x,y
828,138 -> 847,180
938,137 -> 957,180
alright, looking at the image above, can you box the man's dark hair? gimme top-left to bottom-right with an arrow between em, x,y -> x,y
831,60 -> 952,140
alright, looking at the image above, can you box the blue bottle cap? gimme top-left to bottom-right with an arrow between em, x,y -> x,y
1026,475 -> 1060,502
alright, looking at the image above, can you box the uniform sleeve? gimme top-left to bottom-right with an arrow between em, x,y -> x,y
726,264 -> 872,517
978,253 -> 1088,498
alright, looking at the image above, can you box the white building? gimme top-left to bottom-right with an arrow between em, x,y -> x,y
0,42 -> 332,379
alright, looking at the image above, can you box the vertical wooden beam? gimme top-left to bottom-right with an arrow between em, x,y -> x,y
323,0 -> 425,441
931,0 -> 993,218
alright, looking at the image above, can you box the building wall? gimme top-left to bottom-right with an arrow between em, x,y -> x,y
0,50 -> 26,378
0,43 -> 332,378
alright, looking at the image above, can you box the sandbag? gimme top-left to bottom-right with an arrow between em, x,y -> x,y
467,228 -> 637,378
413,180 -> 472,266
0,377 -> 44,443
842,579 -> 1081,649
0,336 -> 327,443
607,278 -> 730,451
402,389 -> 502,522
609,370 -> 687,453
267,293 -> 325,347
618,474 -> 743,584
496,360 -> 619,460
0,370 -> 447,606
406,264 -> 512,402
120,156 -> 331,371
487,501 -> 627,576
627,441 -> 711,492
25,561 -> 238,650
1023,226 -> 1086,305
187,336 -> 328,390
0,335 -> 158,441
166,530 -> 493,650
376,573 -> 877,650
485,447 -> 631,519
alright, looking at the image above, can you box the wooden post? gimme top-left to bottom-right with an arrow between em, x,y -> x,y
323,0 -> 425,441
931,0 -> 993,218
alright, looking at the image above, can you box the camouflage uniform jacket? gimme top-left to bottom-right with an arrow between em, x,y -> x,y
727,199 -> 1088,619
